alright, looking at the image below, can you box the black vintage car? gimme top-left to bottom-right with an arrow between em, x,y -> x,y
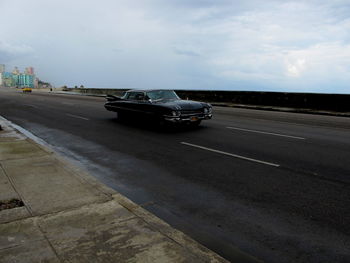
104,89 -> 212,126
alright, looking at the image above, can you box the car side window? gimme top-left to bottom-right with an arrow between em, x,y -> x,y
127,92 -> 136,100
135,93 -> 145,100
127,92 -> 144,101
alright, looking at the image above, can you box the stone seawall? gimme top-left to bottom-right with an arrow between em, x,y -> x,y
63,88 -> 350,113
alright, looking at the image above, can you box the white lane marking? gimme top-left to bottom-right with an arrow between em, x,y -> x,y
181,142 -> 280,167
24,104 -> 39,109
226,126 -> 305,140
66,114 -> 89,121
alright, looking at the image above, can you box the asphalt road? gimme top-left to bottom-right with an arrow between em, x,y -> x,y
1,88 -> 349,263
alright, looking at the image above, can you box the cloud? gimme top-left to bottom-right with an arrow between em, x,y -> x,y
286,59 -> 306,77
284,42 -> 350,79
0,0 -> 350,93
0,41 -> 34,62
173,47 -> 201,57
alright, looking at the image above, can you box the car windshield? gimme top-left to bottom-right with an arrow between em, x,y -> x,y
146,90 -> 180,101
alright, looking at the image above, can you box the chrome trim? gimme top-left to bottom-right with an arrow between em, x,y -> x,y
164,114 -> 212,123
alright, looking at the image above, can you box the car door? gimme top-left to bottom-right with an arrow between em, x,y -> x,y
135,93 -> 154,117
124,92 -> 145,115
110,91 -> 134,112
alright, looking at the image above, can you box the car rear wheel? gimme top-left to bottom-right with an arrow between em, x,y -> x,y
116,111 -> 123,120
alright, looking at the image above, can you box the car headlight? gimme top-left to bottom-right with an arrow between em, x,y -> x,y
171,111 -> 181,117
204,107 -> 212,114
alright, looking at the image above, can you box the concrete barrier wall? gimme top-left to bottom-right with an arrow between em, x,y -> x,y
176,90 -> 350,112
63,88 -> 350,112
70,88 -> 127,96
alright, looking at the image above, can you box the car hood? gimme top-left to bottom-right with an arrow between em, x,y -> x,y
153,99 -> 205,110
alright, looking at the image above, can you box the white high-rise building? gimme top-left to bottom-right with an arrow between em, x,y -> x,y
0,64 -> 4,86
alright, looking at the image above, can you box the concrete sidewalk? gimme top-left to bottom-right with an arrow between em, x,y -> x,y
0,118 -> 228,263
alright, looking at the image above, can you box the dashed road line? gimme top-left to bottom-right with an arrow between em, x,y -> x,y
226,126 -> 305,140
181,142 -> 280,167
66,114 -> 89,121
24,104 -> 39,109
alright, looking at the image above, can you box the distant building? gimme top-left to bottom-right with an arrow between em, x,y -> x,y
18,74 -> 35,88
25,67 -> 34,75
37,79 -> 52,89
0,66 -> 36,88
0,65 -> 5,86
12,67 -> 20,75
0,65 -> 4,86
2,72 -> 15,87
0,65 -> 52,89
34,77 -> 39,88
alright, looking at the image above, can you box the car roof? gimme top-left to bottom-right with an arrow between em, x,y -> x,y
126,89 -> 174,93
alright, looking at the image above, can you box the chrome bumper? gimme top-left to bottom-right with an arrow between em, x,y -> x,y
164,114 -> 212,123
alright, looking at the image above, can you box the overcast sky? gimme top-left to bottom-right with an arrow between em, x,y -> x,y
1,0 -> 350,93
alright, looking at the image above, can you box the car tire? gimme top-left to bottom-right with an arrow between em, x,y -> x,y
190,120 -> 201,127
116,111 -> 122,120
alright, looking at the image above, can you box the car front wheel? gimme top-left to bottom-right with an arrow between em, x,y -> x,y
190,120 -> 201,127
